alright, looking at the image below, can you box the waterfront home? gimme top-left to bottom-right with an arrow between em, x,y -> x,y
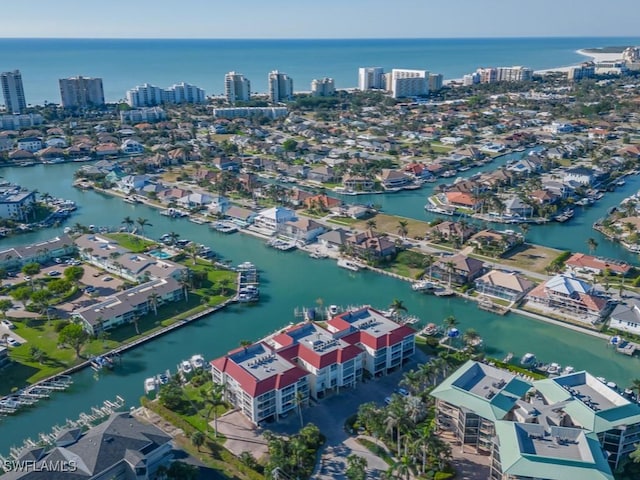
94,142 -> 120,157
7,149 -> 34,161
282,217 -> 325,243
404,162 -> 433,181
3,412 -> 173,480
176,192 -> 214,209
206,194 -> 230,215
526,274 -> 611,323
211,156 -> 240,172
565,253 -> 631,277
443,192 -> 482,211
253,206 -> 296,233
223,205 -> 257,227
0,234 -> 75,271
468,229 -> 521,255
428,221 -> 477,243
342,174 -> 375,192
73,277 -> 183,335
530,188 -> 561,205
303,193 -> 341,212
307,165 -> 335,183
345,230 -> 396,260
432,361 -> 622,478
474,269 -> 534,302
503,195 -> 534,218
564,166 -> 597,186
377,169 -> 412,189
432,254 -> 484,285
287,188 -> 314,207
120,138 -> 144,155
318,228 -> 350,249
117,174 -> 150,193
16,136 -> 42,152
211,341 -> 311,425
609,300 -> 640,335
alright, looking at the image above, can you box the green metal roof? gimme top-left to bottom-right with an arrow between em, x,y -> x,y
495,421 -> 614,480
430,360 -> 532,422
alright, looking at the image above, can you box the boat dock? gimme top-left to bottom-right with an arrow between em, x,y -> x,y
0,376 -> 73,418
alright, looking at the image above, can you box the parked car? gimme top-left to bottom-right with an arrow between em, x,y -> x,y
1,319 -> 15,329
84,286 -> 96,293
384,396 -> 392,405
396,387 -> 410,397
48,270 -> 61,276
6,337 -> 20,347
102,276 -> 112,281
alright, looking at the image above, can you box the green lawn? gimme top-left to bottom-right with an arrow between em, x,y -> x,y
104,233 -> 157,253
327,216 -> 358,226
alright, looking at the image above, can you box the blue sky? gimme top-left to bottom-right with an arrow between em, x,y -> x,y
2,0 -> 638,38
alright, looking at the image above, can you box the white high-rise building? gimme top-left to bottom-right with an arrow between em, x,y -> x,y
268,71 -> 293,103
1,70 -> 27,114
496,66 -> 533,82
311,78 -> 335,97
126,82 -> 205,107
389,69 -> 429,99
59,76 -> 105,108
224,72 -> 251,104
358,67 -> 384,90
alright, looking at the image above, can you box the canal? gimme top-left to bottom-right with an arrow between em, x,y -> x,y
0,162 -> 639,454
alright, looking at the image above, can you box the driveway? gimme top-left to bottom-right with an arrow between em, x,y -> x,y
216,410 -> 269,460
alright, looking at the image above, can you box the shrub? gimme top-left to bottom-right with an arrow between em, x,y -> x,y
434,472 -> 455,480
54,320 -> 71,332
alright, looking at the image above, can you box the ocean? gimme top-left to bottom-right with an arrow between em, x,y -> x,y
0,37 -> 640,105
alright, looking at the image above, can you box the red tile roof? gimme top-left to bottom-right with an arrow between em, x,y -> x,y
565,253 -> 630,275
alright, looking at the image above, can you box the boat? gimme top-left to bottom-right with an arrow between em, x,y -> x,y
412,280 -> 437,292
179,360 -> 193,376
337,259 -> 361,272
309,250 -> 329,259
328,305 -> 340,316
520,353 -> 537,367
144,378 -> 157,396
190,354 -> 205,370
211,221 -> 239,234
267,238 -> 297,251
562,366 -> 575,375
189,217 -> 208,225
547,363 -> 562,375
616,179 -> 626,186
503,352 -> 514,363
554,209 -> 574,223
422,323 -> 439,336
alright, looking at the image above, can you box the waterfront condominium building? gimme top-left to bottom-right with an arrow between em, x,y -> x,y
389,69 -> 429,99
497,66 -> 533,82
268,70 -> 294,103
211,306 -> 415,424
126,82 -> 205,107
1,70 -> 27,114
432,360 -> 640,478
311,77 -> 335,97
58,76 -> 105,108
224,71 -> 251,104
358,67 -> 384,90
568,63 -> 596,81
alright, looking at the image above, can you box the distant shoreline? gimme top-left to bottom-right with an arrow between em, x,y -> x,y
533,46 -> 632,75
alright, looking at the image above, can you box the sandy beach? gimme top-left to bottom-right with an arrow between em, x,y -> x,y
534,48 -> 628,75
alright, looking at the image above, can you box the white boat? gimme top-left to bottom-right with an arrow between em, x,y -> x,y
520,353 -> 537,367
616,179 -> 626,186
337,259 -> 361,272
547,363 -> 562,375
562,366 -> 575,375
180,360 -> 193,375
412,280 -> 437,292
422,323 -> 439,336
144,377 -> 157,395
190,354 -> 205,370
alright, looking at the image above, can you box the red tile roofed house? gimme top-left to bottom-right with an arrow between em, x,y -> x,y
565,253 -> 631,277
303,194 -> 342,211
211,342 -> 310,424
326,307 -> 415,377
272,322 -> 364,399
444,191 -> 482,211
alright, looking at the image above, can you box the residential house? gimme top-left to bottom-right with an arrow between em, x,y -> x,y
565,253 -> 631,277
609,300 -> 640,336
474,269 -> 534,302
224,205 -> 257,227
176,192 -> 213,209
503,195 -> 534,218
345,230 -> 396,259
317,228 -> 351,249
0,234 -> 75,271
120,138 -> 145,155
342,174 -> 375,192
253,207 -> 296,233
564,167 -> 596,186
377,169 -> 412,189
117,175 -> 149,193
3,412 -> 173,480
211,156 -> 240,171
526,274 -> 611,323
94,142 -> 120,156
206,194 -> 231,215
428,221 -> 477,243
16,137 -> 42,152
307,165 -> 335,183
443,191 -> 482,211
432,254 -> 484,285
468,229 -> 521,254
282,217 -> 325,243
304,194 -> 341,212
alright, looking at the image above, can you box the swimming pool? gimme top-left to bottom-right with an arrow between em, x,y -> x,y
148,249 -> 173,259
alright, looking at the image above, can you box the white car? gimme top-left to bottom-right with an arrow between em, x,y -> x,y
6,337 -> 20,347
1,319 -> 14,329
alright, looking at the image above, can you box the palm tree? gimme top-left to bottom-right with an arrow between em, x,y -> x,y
397,220 -> 409,240
148,291 -> 160,315
389,299 -> 408,319
587,237 -> 598,255
295,390 -> 305,428
422,254 -> 435,280
519,223 -> 529,243
131,314 -> 141,335
136,217 -> 151,234
630,378 -> 640,399
191,431 -> 205,452
204,383 -> 225,438
121,216 -> 134,232
219,277 -> 232,296
366,219 -> 377,233
168,231 -> 180,245
445,260 -> 456,287
444,315 -> 458,333
463,328 -> 481,352
179,271 -> 191,301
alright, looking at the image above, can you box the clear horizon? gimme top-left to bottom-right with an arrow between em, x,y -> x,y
2,0 -> 639,39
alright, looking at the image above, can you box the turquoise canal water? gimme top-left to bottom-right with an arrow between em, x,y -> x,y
0,162 -> 639,453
